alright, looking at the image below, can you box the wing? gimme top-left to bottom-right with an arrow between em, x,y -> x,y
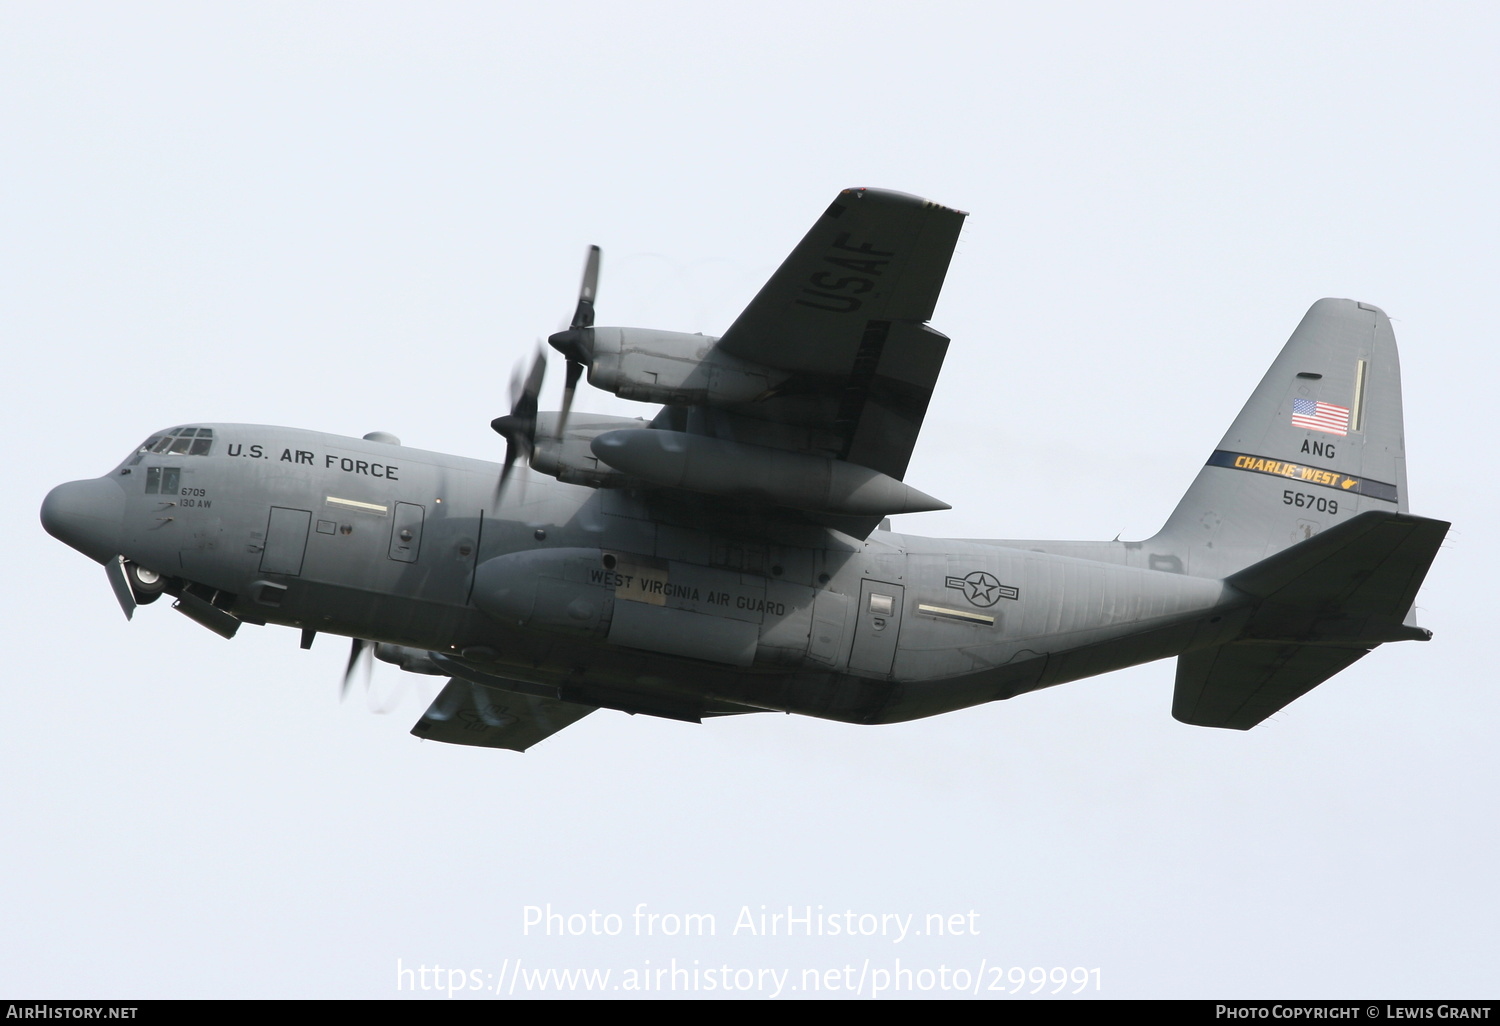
411,678 -> 595,752
536,189 -> 968,531
708,188 -> 967,481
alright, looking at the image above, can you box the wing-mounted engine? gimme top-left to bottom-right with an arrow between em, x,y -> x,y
498,190 -> 966,526
528,411 -> 642,489
549,326 -> 785,406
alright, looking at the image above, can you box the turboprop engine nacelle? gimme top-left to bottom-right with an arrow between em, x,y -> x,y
549,327 -> 784,405
528,413 -> 641,488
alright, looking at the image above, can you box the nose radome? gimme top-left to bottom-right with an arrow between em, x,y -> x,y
40,478 -> 126,565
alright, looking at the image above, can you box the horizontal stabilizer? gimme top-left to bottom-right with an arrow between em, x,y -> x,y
1175,510 -> 1448,729
1173,641 -> 1370,730
1228,510 -> 1449,641
411,678 -> 595,752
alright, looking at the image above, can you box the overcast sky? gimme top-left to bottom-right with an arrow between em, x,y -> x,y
4,2 -> 1497,999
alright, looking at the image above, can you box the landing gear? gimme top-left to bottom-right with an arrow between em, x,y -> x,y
124,561 -> 166,604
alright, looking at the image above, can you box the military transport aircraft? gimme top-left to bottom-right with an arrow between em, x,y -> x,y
41,188 -> 1448,752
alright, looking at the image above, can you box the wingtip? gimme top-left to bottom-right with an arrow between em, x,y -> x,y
837,186 -> 967,217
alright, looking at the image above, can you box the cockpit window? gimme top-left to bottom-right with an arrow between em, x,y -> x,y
129,427 -> 214,465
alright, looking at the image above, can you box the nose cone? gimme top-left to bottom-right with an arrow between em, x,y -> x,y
41,477 -> 126,564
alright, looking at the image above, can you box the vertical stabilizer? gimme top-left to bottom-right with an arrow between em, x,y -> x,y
1152,299 -> 1408,580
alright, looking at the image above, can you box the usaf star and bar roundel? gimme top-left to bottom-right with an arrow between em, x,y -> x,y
918,571 -> 1020,628
944,570 -> 1019,608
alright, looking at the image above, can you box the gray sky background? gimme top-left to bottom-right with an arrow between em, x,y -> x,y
4,2 -> 1496,999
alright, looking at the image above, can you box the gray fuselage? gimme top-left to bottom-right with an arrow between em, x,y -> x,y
96,424 -> 1242,724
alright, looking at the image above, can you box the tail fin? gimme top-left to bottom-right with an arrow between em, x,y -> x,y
1153,299 -> 1410,580
1173,510 -> 1449,728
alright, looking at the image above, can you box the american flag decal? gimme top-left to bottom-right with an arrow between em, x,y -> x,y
1291,398 -> 1350,436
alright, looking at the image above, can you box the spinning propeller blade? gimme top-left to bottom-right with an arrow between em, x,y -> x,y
341,638 -> 370,701
571,244 -> 600,332
490,348 -> 547,504
552,245 -> 600,436
338,638 -> 418,714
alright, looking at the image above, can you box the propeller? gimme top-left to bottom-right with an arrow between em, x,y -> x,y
489,347 -> 547,503
487,246 -> 600,501
341,638 -> 372,701
338,638 -> 419,714
548,244 -> 600,437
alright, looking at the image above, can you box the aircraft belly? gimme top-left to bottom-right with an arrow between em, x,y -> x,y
427,627 -> 890,724
608,603 -> 759,666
